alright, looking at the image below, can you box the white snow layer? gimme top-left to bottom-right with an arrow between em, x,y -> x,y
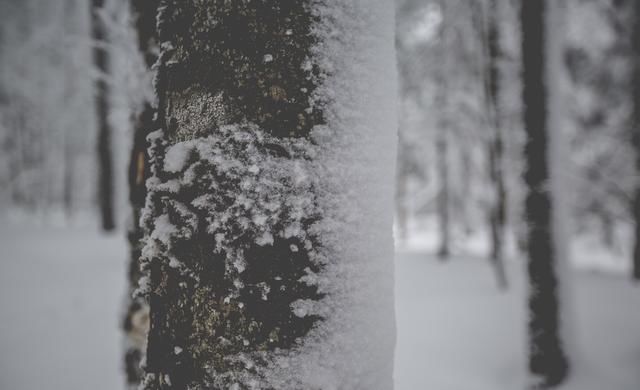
260,1 -> 399,388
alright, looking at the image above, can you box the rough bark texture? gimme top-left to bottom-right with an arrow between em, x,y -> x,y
141,1 -> 324,388
92,0 -> 115,231
123,0 -> 158,386
521,0 -> 570,387
632,0 -> 640,281
485,0 -> 508,289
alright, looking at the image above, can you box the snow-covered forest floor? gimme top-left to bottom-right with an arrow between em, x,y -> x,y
0,225 -> 126,390
395,251 -> 640,390
1,224 -> 639,390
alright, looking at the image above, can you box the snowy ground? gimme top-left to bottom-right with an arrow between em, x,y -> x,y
0,225 -> 126,390
1,225 -> 639,389
394,251 -> 640,390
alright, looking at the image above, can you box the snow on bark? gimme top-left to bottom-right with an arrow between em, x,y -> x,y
138,1 -> 397,389
276,3 -> 398,387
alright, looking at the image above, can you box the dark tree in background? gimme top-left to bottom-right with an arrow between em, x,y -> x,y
395,134 -> 410,242
632,0 -> 640,281
521,0 -> 570,387
123,0 -> 158,386
436,129 -> 451,259
436,0 -> 451,260
140,1 -> 325,387
92,0 -> 115,231
483,0 -> 508,289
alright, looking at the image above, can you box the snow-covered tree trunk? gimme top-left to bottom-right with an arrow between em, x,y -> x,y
485,0 -> 508,289
92,0 -> 115,231
123,0 -> 158,386
521,0 -> 570,387
632,0 -> 640,281
139,1 -> 397,388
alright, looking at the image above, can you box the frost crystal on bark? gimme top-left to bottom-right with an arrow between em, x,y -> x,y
139,124 -> 324,387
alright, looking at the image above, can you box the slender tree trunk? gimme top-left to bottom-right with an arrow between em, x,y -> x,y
436,131 -> 451,259
485,0 -> 508,289
63,127 -> 74,218
396,134 -> 409,243
123,0 -> 158,386
488,138 -> 508,288
521,0 -> 570,387
124,104 -> 155,387
436,0 -> 451,260
599,209 -> 614,250
632,0 -> 640,281
460,148 -> 473,236
92,0 -> 115,231
140,1 -> 396,388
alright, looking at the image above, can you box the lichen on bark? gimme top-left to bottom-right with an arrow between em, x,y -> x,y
157,0 -> 324,140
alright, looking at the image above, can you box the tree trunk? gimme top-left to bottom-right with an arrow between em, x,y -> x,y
436,131 -> 451,259
599,209 -> 614,250
436,0 -> 451,260
460,148 -> 473,236
396,134 -> 409,243
632,0 -> 640,281
124,104 -> 154,387
123,0 -> 158,386
63,127 -> 74,218
92,0 -> 115,231
521,0 -> 570,387
485,0 -> 508,289
139,1 -> 397,388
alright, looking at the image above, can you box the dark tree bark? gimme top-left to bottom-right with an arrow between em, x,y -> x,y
92,0 -> 115,231
123,0 -> 158,386
632,0 -> 640,281
484,0 -> 508,289
521,0 -> 570,387
140,1 -> 326,388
